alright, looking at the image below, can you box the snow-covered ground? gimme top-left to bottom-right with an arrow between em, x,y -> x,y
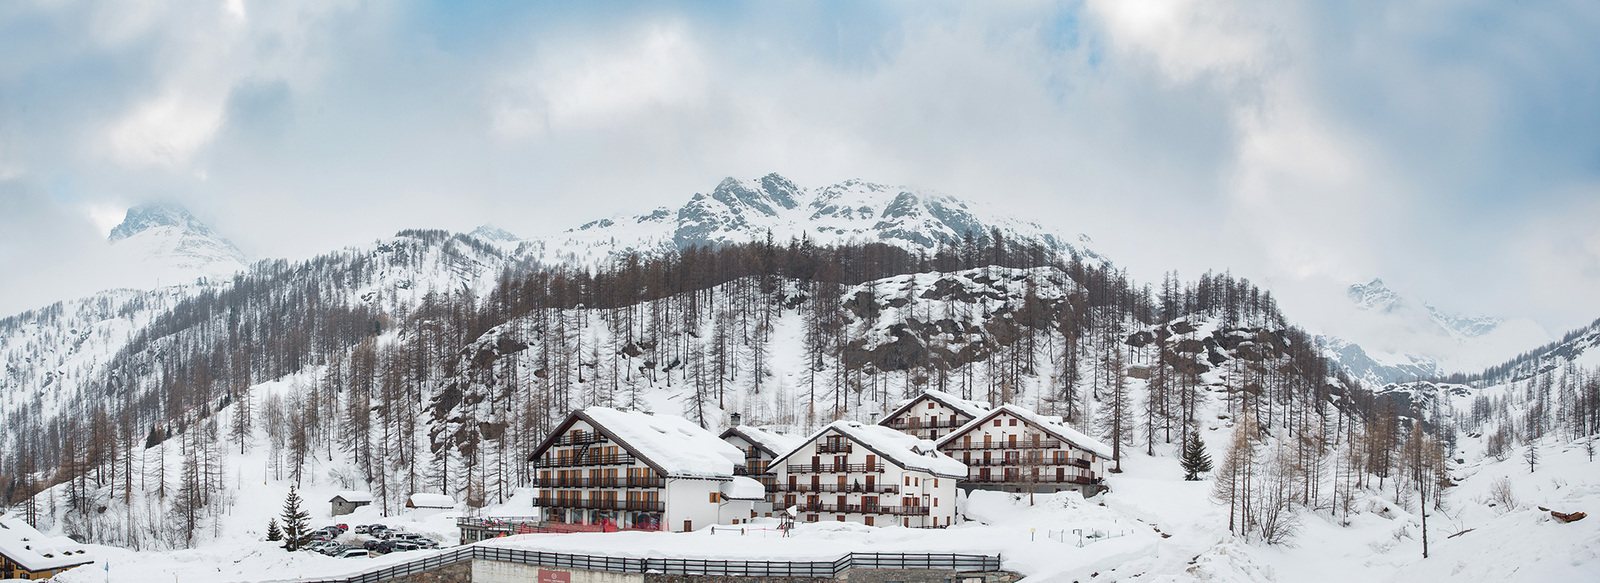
35,423 -> 1594,583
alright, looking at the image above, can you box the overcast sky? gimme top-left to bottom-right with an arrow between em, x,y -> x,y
2,0 -> 1598,342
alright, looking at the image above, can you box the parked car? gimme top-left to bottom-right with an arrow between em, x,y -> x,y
305,541 -> 340,554
363,540 -> 387,552
337,548 -> 369,558
389,540 -> 419,552
415,539 -> 441,549
392,533 -> 423,541
354,525 -> 372,534
334,523 -> 349,532
318,544 -> 347,556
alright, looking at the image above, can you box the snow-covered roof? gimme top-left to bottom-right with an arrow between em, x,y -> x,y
720,476 -> 767,501
559,407 -> 746,480
408,493 -> 456,509
880,389 -> 992,424
332,491 -> 373,503
720,425 -> 804,458
779,421 -> 967,478
0,512 -> 93,572
938,404 -> 1114,459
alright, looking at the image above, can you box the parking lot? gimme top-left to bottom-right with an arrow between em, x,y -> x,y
301,523 -> 447,558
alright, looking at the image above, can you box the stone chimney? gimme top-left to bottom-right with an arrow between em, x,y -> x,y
730,412 -> 742,427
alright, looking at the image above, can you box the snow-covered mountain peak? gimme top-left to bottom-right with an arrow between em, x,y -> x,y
527,173 -> 1102,267
106,202 -> 247,283
1347,278 -> 1404,313
1425,304 -> 1501,339
469,224 -> 521,243
108,203 -> 217,243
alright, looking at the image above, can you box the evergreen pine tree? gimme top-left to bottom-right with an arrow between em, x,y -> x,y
279,487 -> 312,551
1181,432 -> 1213,481
266,517 -> 282,542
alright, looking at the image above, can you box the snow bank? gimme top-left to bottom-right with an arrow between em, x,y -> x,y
721,477 -> 767,501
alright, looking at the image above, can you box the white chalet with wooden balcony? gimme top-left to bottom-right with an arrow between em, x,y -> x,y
768,421 -> 965,528
718,416 -> 802,518
528,407 -> 764,532
935,404 -> 1114,496
878,390 -> 992,441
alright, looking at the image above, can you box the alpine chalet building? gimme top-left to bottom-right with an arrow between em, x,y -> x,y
877,390 -> 992,441
718,414 -> 802,517
768,421 -> 965,528
935,404 -> 1113,496
0,512 -> 93,580
528,407 -> 764,532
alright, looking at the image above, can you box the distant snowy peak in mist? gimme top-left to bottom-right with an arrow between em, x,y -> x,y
525,173 -> 1101,266
108,203 -> 248,283
1346,278 -> 1405,313
1346,278 -> 1502,340
1327,278 -> 1550,387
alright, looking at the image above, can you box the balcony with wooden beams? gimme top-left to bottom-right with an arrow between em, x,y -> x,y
533,452 -> 639,468
534,497 -> 665,512
530,477 -> 665,489
783,462 -> 884,474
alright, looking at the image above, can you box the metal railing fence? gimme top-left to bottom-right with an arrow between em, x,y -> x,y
267,546 -> 1001,583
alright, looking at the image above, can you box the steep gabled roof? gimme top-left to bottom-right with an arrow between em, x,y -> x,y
719,425 -> 803,459
332,491 -> 373,503
408,493 -> 456,509
530,407 -> 744,480
772,421 -> 968,478
936,404 -> 1114,459
877,390 -> 992,425
0,513 -> 93,573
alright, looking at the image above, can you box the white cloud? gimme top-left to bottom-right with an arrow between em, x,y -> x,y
1087,0 -> 1270,84
493,22 -> 709,137
81,201 -> 129,238
99,0 -> 348,169
107,88 -> 229,168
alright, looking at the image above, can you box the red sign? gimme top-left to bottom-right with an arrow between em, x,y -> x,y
539,570 -> 571,583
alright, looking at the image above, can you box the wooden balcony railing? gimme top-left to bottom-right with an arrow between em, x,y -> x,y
783,463 -> 884,474
531,477 -> 664,488
534,453 -> 640,468
942,439 -> 1064,450
550,432 -> 610,447
796,502 -> 930,516
534,497 -> 664,512
963,474 -> 1099,485
770,483 -> 900,494
882,419 -> 966,430
815,442 -> 854,454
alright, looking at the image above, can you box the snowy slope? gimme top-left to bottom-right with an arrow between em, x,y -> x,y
518,173 -> 1103,267
0,286 -> 195,422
